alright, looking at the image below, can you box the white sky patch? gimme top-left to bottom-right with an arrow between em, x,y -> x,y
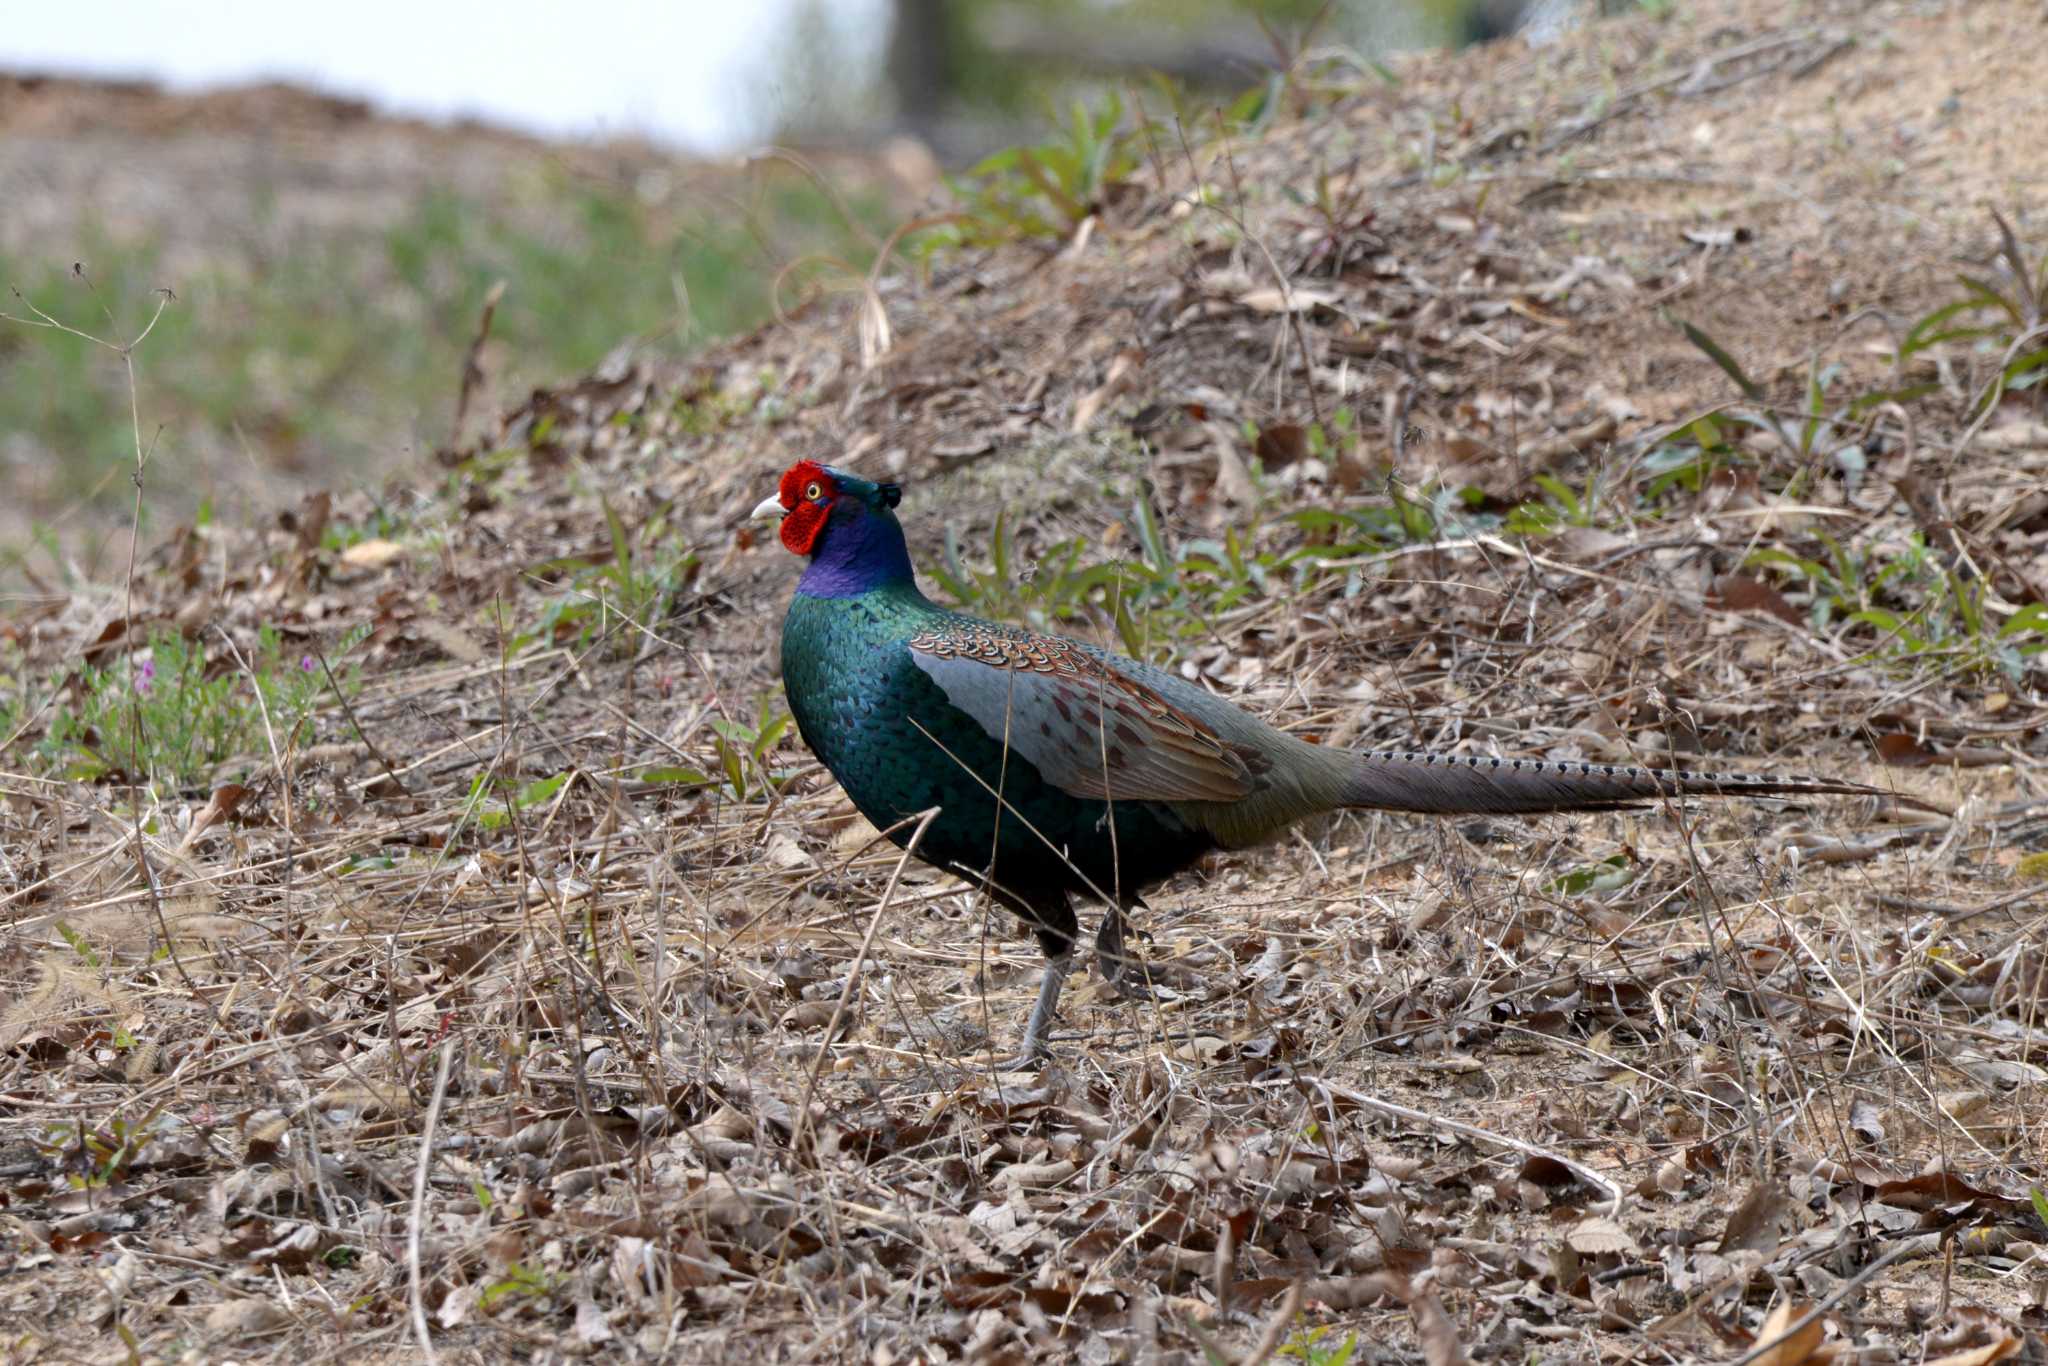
0,0 -> 891,152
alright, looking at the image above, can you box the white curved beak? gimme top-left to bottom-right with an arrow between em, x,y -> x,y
750,494 -> 788,522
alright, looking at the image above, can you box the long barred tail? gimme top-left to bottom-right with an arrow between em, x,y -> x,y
1339,749 -> 1897,815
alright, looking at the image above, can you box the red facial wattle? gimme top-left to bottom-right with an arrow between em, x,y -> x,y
777,460 -> 835,556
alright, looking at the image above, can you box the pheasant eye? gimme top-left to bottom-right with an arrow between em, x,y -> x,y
804,481 -> 824,501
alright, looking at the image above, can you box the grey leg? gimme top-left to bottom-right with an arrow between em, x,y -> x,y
1000,952 -> 1073,1070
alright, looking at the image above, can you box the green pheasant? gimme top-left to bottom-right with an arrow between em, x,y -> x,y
754,459 -> 1886,1064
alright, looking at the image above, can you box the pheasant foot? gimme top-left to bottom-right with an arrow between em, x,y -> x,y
996,953 -> 1073,1070
1095,906 -> 1156,1001
1096,906 -> 1199,999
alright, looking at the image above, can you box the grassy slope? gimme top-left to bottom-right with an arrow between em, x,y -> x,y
3,3 -> 2048,1360
0,81 -> 892,585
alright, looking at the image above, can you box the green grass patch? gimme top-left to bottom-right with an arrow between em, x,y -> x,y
518,494 -> 703,660
933,464 -> 1484,664
0,171 -> 885,531
25,623 -> 366,791
925,92 -> 1151,249
1747,536 -> 2048,682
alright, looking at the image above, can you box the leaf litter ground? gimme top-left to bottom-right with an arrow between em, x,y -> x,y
4,0 -> 2048,1360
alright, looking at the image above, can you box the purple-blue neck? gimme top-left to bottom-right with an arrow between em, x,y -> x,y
796,502 -> 916,599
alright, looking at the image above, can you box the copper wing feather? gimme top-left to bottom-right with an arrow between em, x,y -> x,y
906,625 -> 1258,804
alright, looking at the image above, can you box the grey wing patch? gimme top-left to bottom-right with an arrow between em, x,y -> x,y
907,628 -> 1256,804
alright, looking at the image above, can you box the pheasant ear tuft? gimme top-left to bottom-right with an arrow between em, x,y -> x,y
878,483 -> 902,509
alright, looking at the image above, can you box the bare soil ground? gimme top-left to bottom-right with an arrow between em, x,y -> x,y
4,0 -> 2048,1360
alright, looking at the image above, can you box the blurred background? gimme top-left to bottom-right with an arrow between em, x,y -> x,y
0,0 -> 1583,584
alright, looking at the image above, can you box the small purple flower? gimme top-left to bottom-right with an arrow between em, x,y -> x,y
300,655 -> 316,674
134,656 -> 156,697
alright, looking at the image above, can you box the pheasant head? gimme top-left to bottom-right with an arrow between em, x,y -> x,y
753,459 -> 912,597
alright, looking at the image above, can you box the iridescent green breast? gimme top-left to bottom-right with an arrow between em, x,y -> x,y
778,586 -> 1210,902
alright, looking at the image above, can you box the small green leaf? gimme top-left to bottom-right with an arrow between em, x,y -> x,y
515,772 -> 570,810
56,920 -> 100,968
715,735 -> 747,800
1113,595 -> 1145,658
1532,473 -> 1583,519
1998,604 -> 2048,639
641,765 -> 716,786
1680,322 -> 1764,400
2001,345 -> 2048,390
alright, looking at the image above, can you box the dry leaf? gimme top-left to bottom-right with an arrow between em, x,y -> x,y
179,783 -> 249,851
414,618 -> 486,662
1875,732 -> 1937,766
1254,423 -> 1310,468
1748,1298 -> 1824,1366
436,1282 -> 481,1331
780,1000 -> 842,1032
339,538 -> 403,569
1238,284 -> 1339,314
1711,572 -> 1803,627
996,1159 -> 1077,1189
1211,426 -> 1255,505
1921,1335 -> 2023,1365
1872,1170 -> 2026,1219
857,282 -> 892,369
575,1297 -> 614,1345
1410,1282 -> 1473,1366
1067,347 -> 1143,435
1566,1216 -> 1638,1256
206,1297 -> 293,1340
94,1250 -> 141,1325
1552,525 -> 1633,559
932,435 -> 994,460
1720,1182 -> 1793,1253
